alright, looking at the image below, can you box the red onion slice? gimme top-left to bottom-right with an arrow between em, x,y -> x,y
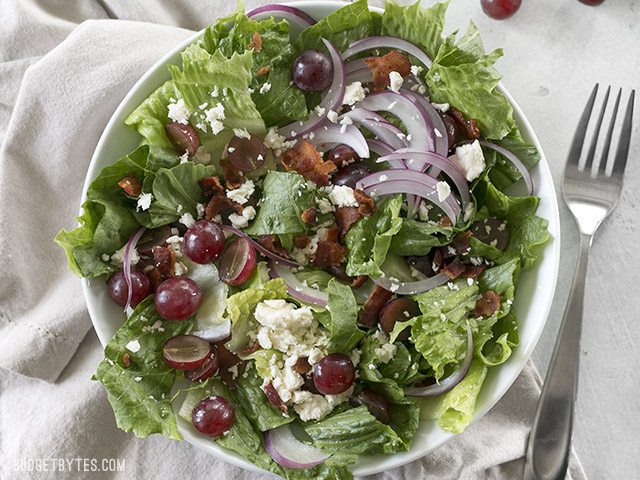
221,225 -> 299,268
247,4 -> 316,30
123,227 -> 146,314
405,320 -> 474,397
264,425 -> 330,469
357,169 -> 461,222
343,108 -> 407,150
378,151 -> 471,208
479,141 -> 534,195
270,261 -> 328,307
191,319 -> 231,343
373,271 -> 449,296
278,39 -> 344,140
366,138 -> 394,157
341,36 -> 433,70
358,91 -> 435,152
311,123 -> 369,158
345,58 -> 372,84
401,89 -> 448,157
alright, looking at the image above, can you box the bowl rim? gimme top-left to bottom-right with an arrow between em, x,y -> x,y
81,1 -> 561,476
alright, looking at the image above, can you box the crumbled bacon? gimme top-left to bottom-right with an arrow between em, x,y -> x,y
147,266 -> 163,291
326,264 -> 367,288
293,357 -> 312,375
122,352 -> 131,368
335,206 -> 361,237
318,226 -> 340,243
442,258 -> 466,280
432,249 -> 444,272
118,175 -> 142,196
312,241 -> 346,267
438,216 -> 453,227
354,189 -> 376,217
281,140 -> 337,186
350,275 -> 368,289
152,245 -> 176,277
256,65 -> 270,76
258,235 -> 289,258
220,157 -> 244,189
462,264 -> 487,279
215,342 -> 246,388
359,284 -> 393,328
248,31 -> 263,52
199,175 -> 224,198
364,50 -> 411,91
293,235 -> 311,249
450,231 -> 472,256
449,107 -> 481,140
471,290 -> 502,318
263,382 -> 288,413
205,195 -> 243,221
300,207 -> 318,226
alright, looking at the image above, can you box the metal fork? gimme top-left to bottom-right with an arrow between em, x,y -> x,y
523,84 -> 635,480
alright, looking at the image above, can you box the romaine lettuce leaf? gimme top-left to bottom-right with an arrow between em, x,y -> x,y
436,359 -> 487,433
358,334 -> 413,402
224,278 -> 288,353
125,80 -> 177,150
389,218 -> 454,256
345,194 -> 403,278
55,146 -> 149,277
94,297 -> 194,439
295,0 -> 380,53
202,13 -> 308,127
245,171 -> 316,235
324,279 -> 364,354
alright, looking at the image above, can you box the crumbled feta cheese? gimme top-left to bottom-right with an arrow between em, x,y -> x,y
467,278 -> 474,286
233,128 -> 251,139
328,185 -> 358,208
436,181 -> 451,202
314,105 -> 326,117
259,82 -> 272,94
343,81 -> 366,106
125,339 -> 141,353
179,212 -> 195,228
179,152 -> 189,164
196,203 -> 205,219
316,197 -> 334,214
101,254 -> 110,262
410,65 -> 424,77
388,71 -> 404,93
136,192 -> 153,212
431,102 -> 450,113
389,283 -> 400,293
463,203 -> 476,222
211,121 -> 224,135
339,116 -> 353,126
378,174 -> 388,182
440,313 -> 447,322
210,86 -> 219,97
418,202 -> 432,222
228,205 -> 256,229
375,343 -> 397,364
290,235 -> 318,266
142,320 -> 165,334
167,98 -> 190,125
226,180 -> 255,205
176,204 -> 183,213
327,110 -> 339,123
204,103 -> 225,134
292,391 -> 332,421
450,140 -> 486,181
110,245 -> 139,267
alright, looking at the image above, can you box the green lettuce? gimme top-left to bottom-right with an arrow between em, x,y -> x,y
94,297 -> 194,439
55,146 -> 149,277
201,12 -> 308,127
224,278 -> 288,352
389,218 -> 454,256
324,279 -> 365,354
125,80 -> 177,150
295,0 -> 380,53
245,171 -> 316,235
436,360 -> 487,433
345,194 -> 403,277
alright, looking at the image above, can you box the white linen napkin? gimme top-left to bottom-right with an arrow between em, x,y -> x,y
0,2 -> 586,479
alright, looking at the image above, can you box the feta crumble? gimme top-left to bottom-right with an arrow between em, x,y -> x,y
328,185 -> 358,208
228,205 -> 256,229
232,128 -> 251,139
388,71 -> 404,93
316,197 -> 335,214
431,102 -> 450,113
327,110 -> 339,123
436,181 -> 451,202
450,140 -> 486,181
136,192 -> 153,212
179,212 -> 195,228
259,82 -> 272,94
343,81 -> 366,106
167,98 -> 190,125
226,180 -> 255,205
125,339 -> 141,353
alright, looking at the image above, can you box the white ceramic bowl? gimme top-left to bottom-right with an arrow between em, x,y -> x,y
81,1 -> 560,476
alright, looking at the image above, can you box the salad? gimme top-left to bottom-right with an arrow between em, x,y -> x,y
55,1 -> 550,478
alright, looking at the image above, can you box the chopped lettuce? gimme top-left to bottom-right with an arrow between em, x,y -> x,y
94,297 -> 194,439
55,146 -> 149,277
389,218 -> 454,256
436,360 -> 487,434
224,278 -> 288,353
201,13 -> 308,127
245,171 -> 316,235
125,80 -> 177,150
345,194 -> 403,278
324,279 -> 365,354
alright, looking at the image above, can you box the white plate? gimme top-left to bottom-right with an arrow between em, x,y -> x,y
81,1 -> 560,476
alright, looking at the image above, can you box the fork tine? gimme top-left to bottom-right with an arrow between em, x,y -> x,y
611,90 -> 636,178
567,84 -> 599,167
584,86 -> 610,171
597,88 -> 622,176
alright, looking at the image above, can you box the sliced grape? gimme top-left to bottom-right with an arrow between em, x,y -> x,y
332,162 -> 371,189
350,390 -> 391,424
165,122 -> 200,156
470,217 -> 510,251
185,348 -> 219,381
378,298 -> 420,340
219,237 -> 257,286
227,135 -> 266,172
163,335 -> 211,370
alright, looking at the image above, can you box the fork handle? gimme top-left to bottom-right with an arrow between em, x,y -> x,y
524,232 -> 592,480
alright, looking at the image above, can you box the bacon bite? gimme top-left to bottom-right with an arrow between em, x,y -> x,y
364,51 -> 411,91
281,140 -> 337,186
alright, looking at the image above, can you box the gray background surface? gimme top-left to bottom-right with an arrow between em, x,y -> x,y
442,1 -> 639,478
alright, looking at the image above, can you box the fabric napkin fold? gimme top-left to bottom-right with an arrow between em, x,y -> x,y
0,2 -> 586,479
